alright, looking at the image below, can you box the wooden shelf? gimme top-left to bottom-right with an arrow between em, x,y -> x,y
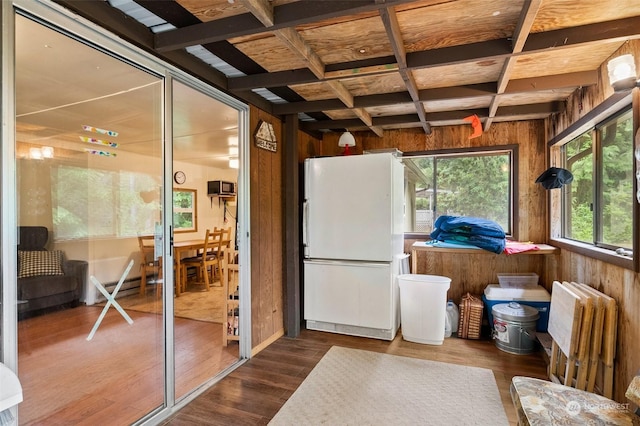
223,260 -> 240,346
411,242 -> 559,255
411,242 -> 559,274
224,299 -> 240,345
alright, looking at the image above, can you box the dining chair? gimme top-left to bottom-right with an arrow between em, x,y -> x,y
138,235 -> 160,295
214,226 -> 233,253
181,229 -> 223,291
215,226 -> 233,275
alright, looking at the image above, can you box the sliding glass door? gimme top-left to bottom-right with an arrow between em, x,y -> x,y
1,1 -> 250,424
14,13 -> 165,424
171,80 -> 241,401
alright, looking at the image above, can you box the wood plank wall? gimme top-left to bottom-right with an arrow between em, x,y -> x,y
546,39 -> 640,404
249,106 -> 322,349
249,106 -> 285,348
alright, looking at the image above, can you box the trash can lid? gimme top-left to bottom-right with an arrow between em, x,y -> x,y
492,302 -> 539,321
397,274 -> 451,284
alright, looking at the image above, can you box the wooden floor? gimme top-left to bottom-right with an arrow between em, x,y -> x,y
17,305 -> 238,425
165,329 -> 548,425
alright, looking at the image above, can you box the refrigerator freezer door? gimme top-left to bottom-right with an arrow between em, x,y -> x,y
304,153 -> 403,262
304,260 -> 395,330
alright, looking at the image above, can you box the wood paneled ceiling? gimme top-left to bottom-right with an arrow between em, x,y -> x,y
55,0 -> 640,136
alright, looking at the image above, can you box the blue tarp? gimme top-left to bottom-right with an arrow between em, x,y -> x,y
429,215 -> 506,254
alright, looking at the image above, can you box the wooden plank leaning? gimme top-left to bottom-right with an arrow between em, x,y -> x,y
547,281 -> 583,386
564,281 -> 594,390
575,283 -> 606,394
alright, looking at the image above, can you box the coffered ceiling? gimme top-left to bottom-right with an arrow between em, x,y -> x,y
54,0 -> 640,136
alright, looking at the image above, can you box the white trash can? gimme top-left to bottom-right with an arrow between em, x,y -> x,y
398,274 -> 451,345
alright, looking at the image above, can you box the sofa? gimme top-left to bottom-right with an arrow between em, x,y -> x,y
17,226 -> 88,317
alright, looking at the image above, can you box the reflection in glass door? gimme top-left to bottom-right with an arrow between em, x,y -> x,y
15,15 -> 165,423
172,80 -> 240,400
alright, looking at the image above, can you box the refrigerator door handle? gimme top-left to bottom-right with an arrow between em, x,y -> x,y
303,198 -> 309,257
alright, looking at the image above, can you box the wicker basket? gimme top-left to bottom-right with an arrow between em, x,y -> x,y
458,292 -> 484,339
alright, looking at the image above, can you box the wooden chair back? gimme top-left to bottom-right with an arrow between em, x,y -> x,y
200,229 -> 223,289
138,235 -> 155,264
214,226 -> 233,255
138,235 -> 158,294
202,229 -> 223,258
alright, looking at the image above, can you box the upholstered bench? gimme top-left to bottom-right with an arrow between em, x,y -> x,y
510,375 -> 640,425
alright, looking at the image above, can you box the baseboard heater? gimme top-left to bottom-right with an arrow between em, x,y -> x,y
83,256 -> 140,305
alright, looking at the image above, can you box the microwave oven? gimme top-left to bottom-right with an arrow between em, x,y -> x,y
208,180 -> 236,196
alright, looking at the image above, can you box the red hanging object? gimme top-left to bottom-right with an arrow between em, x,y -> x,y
463,114 -> 483,139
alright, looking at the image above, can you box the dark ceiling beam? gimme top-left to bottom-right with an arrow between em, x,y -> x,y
154,0 -> 421,52
229,69 -> 318,91
301,102 -> 562,131
497,101 -> 565,116
273,92 -> 413,115
523,15 -> 640,51
504,70 -> 598,93
485,0 -> 542,131
274,99 -> 349,115
379,7 -> 430,133
419,83 -> 497,101
53,0 -> 154,50
407,39 -> 512,69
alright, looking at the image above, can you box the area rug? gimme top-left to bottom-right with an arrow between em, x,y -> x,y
99,283 -> 224,323
269,346 -> 509,426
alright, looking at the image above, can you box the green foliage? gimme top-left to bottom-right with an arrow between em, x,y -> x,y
407,152 -> 511,232
563,110 -> 633,248
52,165 -> 160,239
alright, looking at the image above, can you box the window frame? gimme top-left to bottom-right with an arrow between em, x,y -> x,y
403,144 -> 519,240
548,92 -> 638,272
173,187 -> 198,233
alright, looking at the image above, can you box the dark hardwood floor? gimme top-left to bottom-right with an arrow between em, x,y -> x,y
165,329 -> 548,425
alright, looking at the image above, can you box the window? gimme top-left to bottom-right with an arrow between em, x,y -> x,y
562,107 -> 633,252
173,188 -> 197,233
52,166 -> 160,240
403,146 -> 516,236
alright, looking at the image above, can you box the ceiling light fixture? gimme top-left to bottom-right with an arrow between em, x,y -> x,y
29,146 -> 54,160
607,54 -> 639,92
41,146 -> 54,158
338,131 -> 356,156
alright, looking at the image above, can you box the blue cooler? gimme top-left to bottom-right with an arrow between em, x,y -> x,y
483,284 -> 551,332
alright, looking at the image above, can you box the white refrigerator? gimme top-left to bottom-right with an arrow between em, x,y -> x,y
303,152 -> 405,340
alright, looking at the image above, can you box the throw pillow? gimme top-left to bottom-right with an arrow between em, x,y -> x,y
18,250 -> 64,278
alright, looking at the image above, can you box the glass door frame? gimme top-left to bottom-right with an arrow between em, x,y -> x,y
1,0 -> 252,423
